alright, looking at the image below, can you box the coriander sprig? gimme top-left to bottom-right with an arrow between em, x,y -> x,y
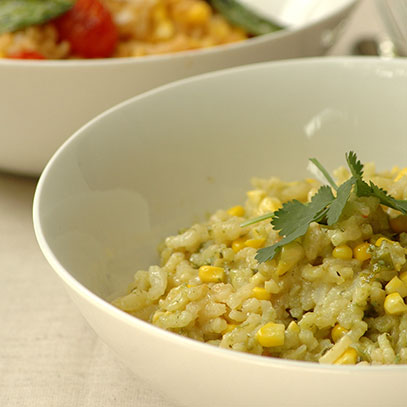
309,157 -> 338,191
243,151 -> 407,263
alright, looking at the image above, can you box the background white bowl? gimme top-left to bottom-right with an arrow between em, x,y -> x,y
33,57 -> 407,407
1,0 -> 357,176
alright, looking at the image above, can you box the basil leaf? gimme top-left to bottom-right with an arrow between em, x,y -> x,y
208,0 -> 282,36
0,0 -> 73,34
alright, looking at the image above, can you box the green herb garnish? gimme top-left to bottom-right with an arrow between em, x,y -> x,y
242,151 -> 407,263
0,0 -> 73,34
208,0 -> 282,36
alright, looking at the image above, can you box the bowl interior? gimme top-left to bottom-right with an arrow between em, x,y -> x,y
249,0 -> 355,27
35,58 -> 407,302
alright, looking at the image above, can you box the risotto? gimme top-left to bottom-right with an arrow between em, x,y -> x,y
0,0 -> 249,59
112,158 -> 407,365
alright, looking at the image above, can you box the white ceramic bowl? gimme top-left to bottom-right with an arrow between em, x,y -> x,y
33,57 -> 407,407
1,0 -> 357,176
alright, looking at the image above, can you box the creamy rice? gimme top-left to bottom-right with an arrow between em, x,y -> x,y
0,0 -> 247,59
113,163 -> 407,365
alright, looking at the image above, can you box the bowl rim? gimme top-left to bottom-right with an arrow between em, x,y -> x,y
1,0 -> 357,67
33,55 -> 407,372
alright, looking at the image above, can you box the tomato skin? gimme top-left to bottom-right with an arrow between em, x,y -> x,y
54,0 -> 118,58
8,51 -> 46,59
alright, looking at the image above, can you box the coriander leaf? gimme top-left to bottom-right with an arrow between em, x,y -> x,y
255,187 -> 334,262
272,185 -> 334,236
346,151 -> 364,178
347,151 -> 407,215
393,200 -> 407,214
271,200 -> 308,236
309,158 -> 338,191
0,0 -> 73,34
255,229 -> 307,263
368,182 -> 407,215
346,151 -> 373,196
326,177 -> 356,225
355,179 -> 373,196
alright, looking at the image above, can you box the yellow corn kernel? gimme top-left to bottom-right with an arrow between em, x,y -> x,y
256,322 -> 285,347
231,237 -> 246,253
258,197 -> 282,214
198,265 -> 225,283
394,168 -> 407,182
245,238 -> 266,249
277,241 -> 305,276
384,292 -> 407,315
353,242 -> 371,262
385,276 -> 407,297
375,236 -> 393,247
390,215 -> 407,233
222,323 -> 237,334
334,347 -> 358,365
399,271 -> 407,284
186,1 -> 211,24
332,244 -> 353,260
252,287 -> 271,301
227,205 -> 245,217
331,324 -> 349,343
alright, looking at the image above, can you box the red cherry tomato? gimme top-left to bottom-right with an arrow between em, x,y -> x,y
54,0 -> 118,58
8,51 -> 45,59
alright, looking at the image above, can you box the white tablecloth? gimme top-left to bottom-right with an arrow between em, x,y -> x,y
0,2 -> 387,406
0,173 -> 173,406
